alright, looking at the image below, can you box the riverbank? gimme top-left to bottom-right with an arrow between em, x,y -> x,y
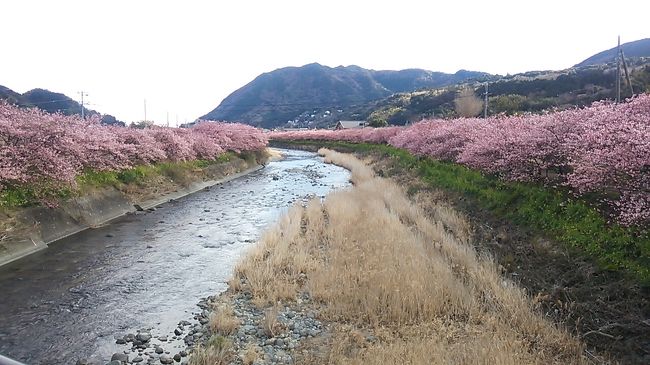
0,150 -> 268,267
190,149 -> 591,365
267,141 -> 650,364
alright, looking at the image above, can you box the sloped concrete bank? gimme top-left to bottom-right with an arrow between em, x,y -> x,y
0,159 -> 263,267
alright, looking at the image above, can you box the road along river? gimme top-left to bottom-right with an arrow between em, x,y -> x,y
0,149 -> 350,364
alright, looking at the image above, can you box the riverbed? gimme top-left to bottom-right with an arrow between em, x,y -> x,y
0,149 -> 350,364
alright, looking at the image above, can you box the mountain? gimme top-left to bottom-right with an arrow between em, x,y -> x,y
0,85 -> 124,126
360,60 -> 650,126
200,63 -> 490,128
575,38 -> 650,67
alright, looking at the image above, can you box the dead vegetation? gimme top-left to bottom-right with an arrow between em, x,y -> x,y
223,148 -> 585,364
209,304 -> 240,336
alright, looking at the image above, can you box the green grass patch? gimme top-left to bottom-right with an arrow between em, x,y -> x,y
0,186 -> 39,207
276,140 -> 650,283
0,152 -> 239,209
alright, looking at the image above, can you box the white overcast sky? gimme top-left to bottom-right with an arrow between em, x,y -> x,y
1,0 -> 648,124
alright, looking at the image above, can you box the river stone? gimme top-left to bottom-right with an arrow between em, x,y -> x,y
75,359 -> 91,365
174,328 -> 183,336
155,347 -> 164,354
110,353 -> 128,362
136,332 -> 152,342
132,356 -> 143,363
160,354 -> 174,364
179,350 -> 187,357
158,335 -> 168,341
173,354 -> 181,362
243,325 -> 256,335
106,361 -> 121,365
115,338 -> 126,344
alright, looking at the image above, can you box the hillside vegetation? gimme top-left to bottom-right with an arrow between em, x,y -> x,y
363,60 -> 650,125
0,85 -> 125,126
200,63 -> 488,128
576,38 -> 650,67
200,38 -> 650,128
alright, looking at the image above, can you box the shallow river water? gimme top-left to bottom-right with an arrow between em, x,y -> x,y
0,149 -> 350,364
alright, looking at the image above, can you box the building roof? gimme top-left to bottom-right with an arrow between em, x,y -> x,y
336,120 -> 367,129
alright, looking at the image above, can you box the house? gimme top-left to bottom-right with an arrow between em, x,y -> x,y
335,120 -> 367,130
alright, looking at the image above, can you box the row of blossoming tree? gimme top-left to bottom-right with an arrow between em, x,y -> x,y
0,102 -> 268,195
271,94 -> 650,226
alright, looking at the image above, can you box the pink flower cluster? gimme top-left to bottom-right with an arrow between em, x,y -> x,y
270,95 -> 650,226
270,126 -> 403,144
0,102 -> 267,192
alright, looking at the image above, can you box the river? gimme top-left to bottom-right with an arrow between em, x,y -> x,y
0,149 -> 350,364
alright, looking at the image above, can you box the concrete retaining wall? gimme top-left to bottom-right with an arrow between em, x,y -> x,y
0,163 -> 263,267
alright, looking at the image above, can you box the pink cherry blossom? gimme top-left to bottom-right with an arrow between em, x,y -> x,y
268,94 -> 650,226
0,102 -> 268,198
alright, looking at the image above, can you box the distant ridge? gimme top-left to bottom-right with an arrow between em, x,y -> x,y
0,85 -> 124,125
575,38 -> 650,67
200,63 -> 490,128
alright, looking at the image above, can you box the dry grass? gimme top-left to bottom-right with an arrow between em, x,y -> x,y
209,303 -> 240,335
263,305 -> 282,337
241,343 -> 260,365
265,147 -> 284,161
227,148 -> 585,364
189,336 -> 232,365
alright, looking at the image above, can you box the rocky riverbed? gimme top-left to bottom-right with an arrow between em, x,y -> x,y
84,287 -> 326,365
0,149 -> 350,365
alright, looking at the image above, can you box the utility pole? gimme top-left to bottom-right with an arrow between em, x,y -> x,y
621,49 -> 634,97
78,91 -> 88,120
166,111 -> 169,127
483,82 -> 489,118
616,36 -> 621,103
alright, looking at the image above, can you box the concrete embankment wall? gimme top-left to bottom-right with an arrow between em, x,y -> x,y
0,160 -> 263,267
